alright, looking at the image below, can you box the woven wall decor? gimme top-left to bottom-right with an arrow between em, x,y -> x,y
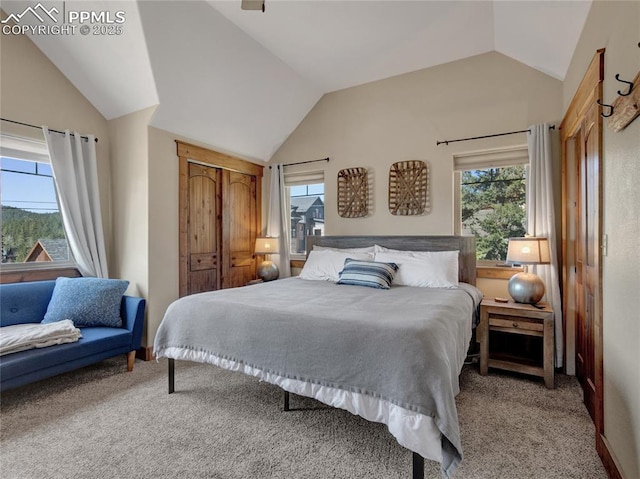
388,160 -> 430,215
337,167 -> 369,218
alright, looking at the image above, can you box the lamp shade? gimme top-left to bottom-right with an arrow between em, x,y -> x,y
506,237 -> 550,265
255,237 -> 279,255
241,0 -> 265,11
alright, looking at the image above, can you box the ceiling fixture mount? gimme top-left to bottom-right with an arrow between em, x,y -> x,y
241,0 -> 265,13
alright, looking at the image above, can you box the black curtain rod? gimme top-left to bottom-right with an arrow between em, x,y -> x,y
436,125 -> 555,146
1,117 -> 98,143
269,157 -> 329,169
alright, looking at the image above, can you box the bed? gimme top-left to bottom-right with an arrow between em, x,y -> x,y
154,236 -> 481,478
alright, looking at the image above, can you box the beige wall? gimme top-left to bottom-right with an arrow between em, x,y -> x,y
269,51 -> 563,292
0,21 -> 112,269
0,25 -> 162,345
146,127 -> 260,347
108,107 -> 156,302
5,13 -> 637,477
268,50 -> 563,372
147,126 -> 180,347
563,2 -> 640,477
475,277 -> 509,299
0,21 -> 250,350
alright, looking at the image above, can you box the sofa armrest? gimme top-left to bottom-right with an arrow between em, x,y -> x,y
121,296 -> 146,350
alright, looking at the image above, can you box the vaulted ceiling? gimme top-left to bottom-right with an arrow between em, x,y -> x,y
2,0 -> 592,161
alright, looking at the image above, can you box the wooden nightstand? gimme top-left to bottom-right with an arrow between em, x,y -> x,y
479,299 -> 555,388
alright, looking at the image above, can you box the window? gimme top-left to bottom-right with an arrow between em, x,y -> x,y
285,170 -> 324,256
454,147 -> 528,264
1,134 -> 70,266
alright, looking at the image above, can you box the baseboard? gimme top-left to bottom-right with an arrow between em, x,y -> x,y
598,434 -> 624,479
136,346 -> 155,362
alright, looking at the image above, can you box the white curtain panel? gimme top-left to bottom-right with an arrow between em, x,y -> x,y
266,164 -> 291,278
527,123 -> 563,367
43,128 -> 108,278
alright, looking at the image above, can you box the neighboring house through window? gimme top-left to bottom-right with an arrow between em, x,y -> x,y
0,133 -> 70,267
285,170 -> 324,256
453,146 -> 529,264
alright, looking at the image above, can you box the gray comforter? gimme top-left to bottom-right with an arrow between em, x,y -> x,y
154,277 -> 482,477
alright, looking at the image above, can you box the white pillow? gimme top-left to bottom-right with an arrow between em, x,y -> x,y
374,249 -> 459,288
299,250 -> 374,282
313,245 -> 375,253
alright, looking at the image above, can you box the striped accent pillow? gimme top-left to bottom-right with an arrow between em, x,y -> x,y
336,259 -> 399,289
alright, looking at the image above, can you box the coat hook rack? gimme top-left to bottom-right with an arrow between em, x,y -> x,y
615,74 -> 634,96
606,68 -> 640,132
596,99 -> 614,118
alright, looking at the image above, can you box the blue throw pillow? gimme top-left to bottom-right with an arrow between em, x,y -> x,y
337,259 -> 399,289
42,277 -> 129,328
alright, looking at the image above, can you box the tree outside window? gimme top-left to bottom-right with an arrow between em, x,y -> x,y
460,166 -> 526,262
1,156 -> 69,264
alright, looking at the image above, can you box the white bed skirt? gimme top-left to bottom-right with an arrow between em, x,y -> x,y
157,346 -> 443,463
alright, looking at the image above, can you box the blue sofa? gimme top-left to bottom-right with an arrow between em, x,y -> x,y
0,280 -> 146,392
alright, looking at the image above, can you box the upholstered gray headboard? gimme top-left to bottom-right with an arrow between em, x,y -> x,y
306,235 -> 476,285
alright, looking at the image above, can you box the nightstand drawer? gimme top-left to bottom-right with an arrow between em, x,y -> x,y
489,316 -> 544,334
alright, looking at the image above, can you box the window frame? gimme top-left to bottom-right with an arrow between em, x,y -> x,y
0,133 -> 77,279
453,145 -> 529,268
284,169 -> 324,260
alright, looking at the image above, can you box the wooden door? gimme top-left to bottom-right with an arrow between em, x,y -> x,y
574,131 -> 586,386
178,141 -> 263,297
561,49 -> 604,443
222,169 -> 258,288
185,162 -> 222,295
576,101 -> 601,421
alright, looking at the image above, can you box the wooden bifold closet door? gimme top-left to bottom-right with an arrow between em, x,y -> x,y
222,169 -> 259,289
186,163 -> 222,295
178,141 -> 263,297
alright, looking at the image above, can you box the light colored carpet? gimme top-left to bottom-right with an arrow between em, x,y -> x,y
0,357 -> 607,478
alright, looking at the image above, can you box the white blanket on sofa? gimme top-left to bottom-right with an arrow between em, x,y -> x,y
0,320 -> 82,356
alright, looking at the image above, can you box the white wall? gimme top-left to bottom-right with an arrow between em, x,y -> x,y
563,2 -> 640,477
